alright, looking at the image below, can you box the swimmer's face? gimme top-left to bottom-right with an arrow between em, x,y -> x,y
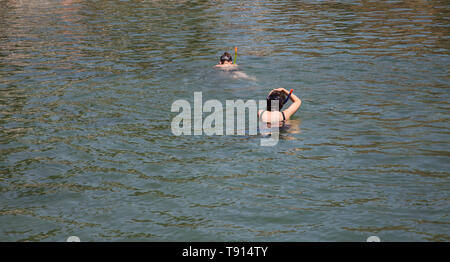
220,53 -> 233,64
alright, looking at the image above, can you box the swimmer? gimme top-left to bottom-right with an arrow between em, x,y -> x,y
214,52 -> 237,69
258,88 -> 301,123
214,52 -> 256,80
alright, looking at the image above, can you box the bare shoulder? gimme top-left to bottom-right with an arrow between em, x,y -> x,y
215,64 -> 238,69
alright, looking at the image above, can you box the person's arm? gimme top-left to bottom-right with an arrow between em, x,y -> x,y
278,88 -> 301,120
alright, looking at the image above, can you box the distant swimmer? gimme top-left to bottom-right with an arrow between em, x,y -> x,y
214,52 -> 237,69
214,50 -> 256,81
258,88 -> 301,124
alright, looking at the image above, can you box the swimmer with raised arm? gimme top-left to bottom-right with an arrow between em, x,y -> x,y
258,88 -> 301,123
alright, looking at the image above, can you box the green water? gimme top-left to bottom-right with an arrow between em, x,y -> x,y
0,0 -> 449,241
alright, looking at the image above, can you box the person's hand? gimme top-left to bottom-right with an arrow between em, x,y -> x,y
270,88 -> 281,93
271,88 -> 289,94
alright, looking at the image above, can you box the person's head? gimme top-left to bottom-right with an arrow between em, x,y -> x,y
266,90 -> 286,111
220,52 -> 233,64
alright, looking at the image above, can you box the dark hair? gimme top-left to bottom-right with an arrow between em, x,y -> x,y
220,52 -> 233,64
266,91 -> 286,111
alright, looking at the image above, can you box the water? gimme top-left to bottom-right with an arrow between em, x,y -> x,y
0,0 -> 449,242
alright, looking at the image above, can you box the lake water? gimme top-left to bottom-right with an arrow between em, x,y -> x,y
0,0 -> 449,241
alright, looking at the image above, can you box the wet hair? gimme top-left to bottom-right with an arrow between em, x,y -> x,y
220,52 -> 233,64
266,91 -> 286,111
